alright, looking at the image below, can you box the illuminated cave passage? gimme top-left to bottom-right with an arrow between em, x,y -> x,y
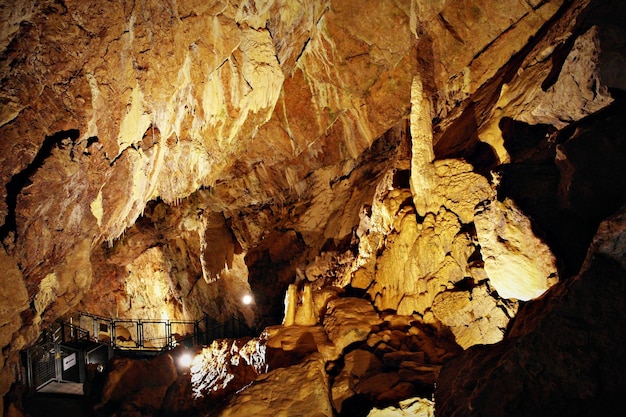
1,1 -> 625,417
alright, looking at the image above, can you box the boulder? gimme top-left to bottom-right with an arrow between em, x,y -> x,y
367,397 -> 434,417
323,298 -> 382,352
331,349 -> 383,413
218,355 -> 332,417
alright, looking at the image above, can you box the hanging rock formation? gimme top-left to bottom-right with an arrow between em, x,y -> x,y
1,0 -> 625,415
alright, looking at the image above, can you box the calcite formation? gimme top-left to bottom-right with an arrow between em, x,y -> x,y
435,205 -> 626,417
96,298 -> 459,417
1,0 -> 625,415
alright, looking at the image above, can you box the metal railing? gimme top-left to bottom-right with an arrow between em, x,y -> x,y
71,311 -> 255,351
22,312 -> 256,392
54,320 -> 91,344
23,322 -> 90,392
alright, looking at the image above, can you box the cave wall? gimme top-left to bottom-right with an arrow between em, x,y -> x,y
1,0 -> 625,415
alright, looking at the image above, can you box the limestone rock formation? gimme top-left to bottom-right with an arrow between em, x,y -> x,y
97,354 -> 178,416
431,282 -> 517,349
323,297 -> 382,352
217,355 -> 333,417
474,197 -> 558,301
435,203 -> 626,417
0,0 -> 625,415
367,397 -> 434,417
91,298 -> 457,417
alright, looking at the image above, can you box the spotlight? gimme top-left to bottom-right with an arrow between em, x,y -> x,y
178,352 -> 193,368
242,294 -> 253,305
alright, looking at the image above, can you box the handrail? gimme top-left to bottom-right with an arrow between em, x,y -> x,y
64,311 -> 255,352
22,312 -> 255,393
52,320 -> 91,344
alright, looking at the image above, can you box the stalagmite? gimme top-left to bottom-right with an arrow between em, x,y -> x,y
283,284 -> 298,326
295,284 -> 318,326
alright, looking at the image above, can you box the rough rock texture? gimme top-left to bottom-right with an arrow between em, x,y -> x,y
367,397 -> 434,417
431,282 -> 517,349
474,197 -> 558,300
90,302 -> 457,417
0,0 -> 625,415
217,355 -> 333,417
96,354 -> 178,416
159,339 -> 267,417
326,312 -> 461,416
322,297 -> 383,352
435,204 -> 626,417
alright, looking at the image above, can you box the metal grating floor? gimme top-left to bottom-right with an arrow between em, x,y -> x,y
37,381 -> 83,395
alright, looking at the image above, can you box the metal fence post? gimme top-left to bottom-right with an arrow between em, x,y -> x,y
165,321 -> 172,349
137,320 -> 143,348
54,342 -> 62,382
111,319 -> 116,350
26,350 -> 33,392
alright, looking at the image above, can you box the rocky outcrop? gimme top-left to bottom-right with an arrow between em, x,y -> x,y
367,397 -> 434,417
474,197 -> 558,301
435,204 -> 626,417
91,297 -> 458,417
217,355 -> 332,417
96,354 -> 178,416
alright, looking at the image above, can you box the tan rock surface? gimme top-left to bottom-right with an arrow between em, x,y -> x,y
322,297 -> 382,352
264,324 -> 337,366
367,397 -> 434,417
474,198 -> 558,301
0,0 -> 624,415
432,283 -> 517,349
217,355 -> 332,417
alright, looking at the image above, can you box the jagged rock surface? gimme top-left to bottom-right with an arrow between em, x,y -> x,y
0,0 -> 625,416
435,204 -> 626,417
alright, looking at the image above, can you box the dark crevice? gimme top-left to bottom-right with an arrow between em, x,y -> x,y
541,32 -> 578,91
293,37 -> 311,66
0,129 -> 80,245
497,95 -> 626,279
437,13 -> 464,45
392,169 -> 411,189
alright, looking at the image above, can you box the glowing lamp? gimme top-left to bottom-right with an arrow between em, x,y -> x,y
242,294 -> 253,305
178,352 -> 193,368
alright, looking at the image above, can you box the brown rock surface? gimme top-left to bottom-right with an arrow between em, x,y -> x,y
331,349 -> 384,413
0,0 -> 625,415
98,354 -> 178,414
435,204 -> 626,417
217,355 -> 332,417
322,297 -> 382,352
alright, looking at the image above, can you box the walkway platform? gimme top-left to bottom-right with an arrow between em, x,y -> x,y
37,381 -> 84,395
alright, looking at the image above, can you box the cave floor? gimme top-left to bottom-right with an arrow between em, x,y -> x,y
37,381 -> 84,395
24,393 -> 90,417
